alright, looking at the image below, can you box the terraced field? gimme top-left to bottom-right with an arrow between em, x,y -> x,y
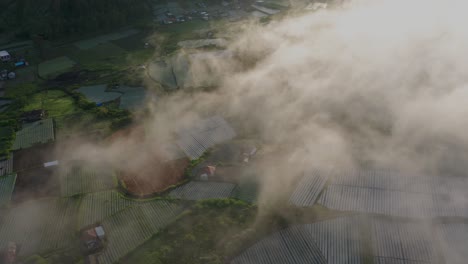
59,165 -> 116,197
97,201 -> 182,264
12,119 -> 55,150
0,198 -> 79,256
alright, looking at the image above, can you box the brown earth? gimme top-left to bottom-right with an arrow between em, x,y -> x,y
109,125 -> 189,196
12,142 -> 60,202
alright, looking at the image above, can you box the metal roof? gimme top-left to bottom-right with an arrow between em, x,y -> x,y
12,119 -> 55,150
176,116 -> 236,159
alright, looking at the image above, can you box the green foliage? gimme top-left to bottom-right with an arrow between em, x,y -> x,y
23,255 -> 50,264
5,82 -> 39,99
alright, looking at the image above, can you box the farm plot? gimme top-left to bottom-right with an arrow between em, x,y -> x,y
370,219 -> 438,263
0,155 -> 13,176
317,169 -> 468,218
111,86 -> 147,110
77,84 -> 121,104
147,60 -> 178,89
38,56 -> 76,79
305,216 -> 364,264
169,181 -> 236,200
75,29 -> 139,50
77,190 -> 135,228
232,216 -> 364,264
436,223 -> 468,264
176,115 -> 236,160
70,42 -> 126,69
0,197 -> 79,257
12,142 -> 60,202
177,38 -> 228,49
0,173 -> 16,207
232,181 -> 258,204
12,118 -> 55,150
59,163 -> 116,197
289,170 -> 330,207
97,201 -> 182,264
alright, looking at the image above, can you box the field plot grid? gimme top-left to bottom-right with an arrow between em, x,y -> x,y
0,155 -> 13,176
231,216 -> 363,264
436,223 -> 468,264
12,119 -> 55,150
371,219 -> 437,263
0,198 -> 79,256
317,169 -> 468,218
60,165 -> 116,197
289,170 -> 330,207
169,181 -> 236,200
0,173 -> 16,207
97,201 -> 182,264
78,190 -> 135,228
176,115 -> 236,159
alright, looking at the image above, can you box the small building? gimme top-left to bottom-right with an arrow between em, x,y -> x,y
0,51 -> 10,62
200,165 -> 216,181
94,226 -> 105,240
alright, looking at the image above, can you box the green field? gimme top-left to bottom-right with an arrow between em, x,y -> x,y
38,56 -> 77,79
59,164 -> 117,197
70,42 -> 127,70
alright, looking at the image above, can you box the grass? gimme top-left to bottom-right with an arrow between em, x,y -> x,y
22,90 -> 79,130
69,42 -> 127,70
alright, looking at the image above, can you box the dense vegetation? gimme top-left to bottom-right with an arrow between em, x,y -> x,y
0,0 -> 151,39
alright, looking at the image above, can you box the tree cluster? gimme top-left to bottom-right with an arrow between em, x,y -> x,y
0,0 -> 151,39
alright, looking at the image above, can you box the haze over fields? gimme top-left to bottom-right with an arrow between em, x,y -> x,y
4,0 -> 468,262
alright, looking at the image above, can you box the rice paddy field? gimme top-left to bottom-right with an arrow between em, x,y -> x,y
38,56 -> 76,79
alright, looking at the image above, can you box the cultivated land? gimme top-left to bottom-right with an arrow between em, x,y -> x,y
1,1 -> 464,264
